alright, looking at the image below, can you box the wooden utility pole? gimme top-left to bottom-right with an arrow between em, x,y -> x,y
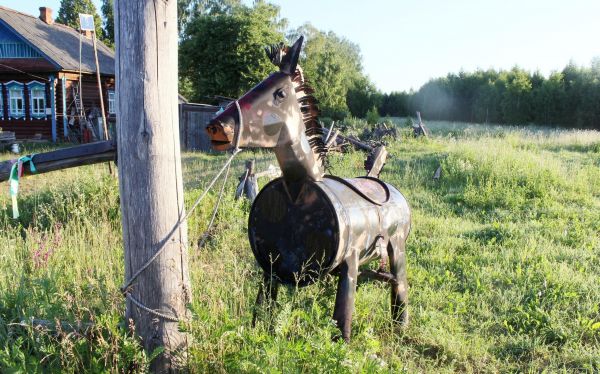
115,1 -> 191,371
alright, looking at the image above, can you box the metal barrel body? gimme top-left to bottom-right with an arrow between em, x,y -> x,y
249,176 -> 411,286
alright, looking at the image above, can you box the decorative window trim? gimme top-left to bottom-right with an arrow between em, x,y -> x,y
0,43 -> 43,58
108,90 -> 115,114
27,81 -> 47,120
5,80 -> 25,120
0,84 -> 4,120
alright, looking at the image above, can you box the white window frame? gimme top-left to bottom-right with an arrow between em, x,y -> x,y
108,90 -> 115,114
27,81 -> 46,120
6,81 -> 24,120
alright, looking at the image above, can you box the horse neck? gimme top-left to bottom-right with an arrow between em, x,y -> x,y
273,119 -> 323,183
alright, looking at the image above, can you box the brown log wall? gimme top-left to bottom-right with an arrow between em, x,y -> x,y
0,58 -> 56,73
0,72 -> 52,138
60,72 -> 115,115
0,71 -> 115,140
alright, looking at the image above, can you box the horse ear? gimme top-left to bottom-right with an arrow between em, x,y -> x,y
280,36 -> 304,75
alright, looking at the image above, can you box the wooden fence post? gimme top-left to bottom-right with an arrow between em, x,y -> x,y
115,1 -> 191,371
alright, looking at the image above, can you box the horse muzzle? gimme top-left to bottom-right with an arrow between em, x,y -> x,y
206,120 -> 235,151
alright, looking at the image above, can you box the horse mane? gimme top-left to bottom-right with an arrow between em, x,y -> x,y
265,43 -> 327,165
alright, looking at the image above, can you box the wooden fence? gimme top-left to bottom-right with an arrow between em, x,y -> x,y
179,103 -> 220,152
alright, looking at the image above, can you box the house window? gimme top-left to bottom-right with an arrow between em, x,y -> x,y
108,90 -> 115,114
27,81 -> 46,118
28,81 -> 46,119
6,81 -> 25,119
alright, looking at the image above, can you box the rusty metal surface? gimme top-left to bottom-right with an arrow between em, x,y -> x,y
249,176 -> 410,285
362,123 -> 398,143
207,36 -> 412,341
206,37 -> 325,183
249,178 -> 340,286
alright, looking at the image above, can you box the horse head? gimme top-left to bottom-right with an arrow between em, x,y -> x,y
206,36 -> 309,151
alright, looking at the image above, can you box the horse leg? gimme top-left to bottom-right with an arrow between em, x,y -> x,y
252,273 -> 279,327
332,250 -> 359,342
388,240 -> 408,326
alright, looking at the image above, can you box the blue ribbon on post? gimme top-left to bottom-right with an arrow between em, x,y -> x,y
9,155 -> 36,219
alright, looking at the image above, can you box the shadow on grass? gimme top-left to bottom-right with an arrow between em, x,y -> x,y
464,224 -> 514,245
539,143 -> 600,154
0,273 -> 67,323
181,151 -> 276,191
2,178 -> 120,233
383,151 -> 445,187
399,335 -> 457,366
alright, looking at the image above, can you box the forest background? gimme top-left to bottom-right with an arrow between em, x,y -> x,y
56,0 -> 600,128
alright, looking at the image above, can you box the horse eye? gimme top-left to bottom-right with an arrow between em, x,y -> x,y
274,88 -> 287,100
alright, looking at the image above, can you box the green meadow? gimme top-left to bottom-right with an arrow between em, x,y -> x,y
0,121 -> 599,372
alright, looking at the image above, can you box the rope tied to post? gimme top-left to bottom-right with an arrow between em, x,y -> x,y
121,148 -> 240,322
122,100 -> 245,322
9,155 -> 36,219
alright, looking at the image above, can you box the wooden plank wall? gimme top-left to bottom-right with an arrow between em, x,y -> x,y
179,104 -> 219,152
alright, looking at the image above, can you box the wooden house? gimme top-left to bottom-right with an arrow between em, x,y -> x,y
0,6 -> 115,141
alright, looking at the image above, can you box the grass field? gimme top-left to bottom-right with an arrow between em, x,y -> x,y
1,121 -> 599,372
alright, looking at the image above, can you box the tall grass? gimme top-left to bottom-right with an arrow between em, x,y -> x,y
0,123 -> 599,372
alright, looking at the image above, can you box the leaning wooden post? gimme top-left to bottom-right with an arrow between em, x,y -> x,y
115,1 -> 191,371
91,30 -> 110,142
91,28 -> 113,175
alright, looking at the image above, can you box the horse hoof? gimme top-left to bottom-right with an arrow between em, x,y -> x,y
332,334 -> 351,343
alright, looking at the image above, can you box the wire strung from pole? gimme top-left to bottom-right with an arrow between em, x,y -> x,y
122,99 -> 246,322
126,293 -> 180,323
197,158 -> 232,249
122,147 -> 240,291
0,63 -> 50,82
121,148 -> 241,322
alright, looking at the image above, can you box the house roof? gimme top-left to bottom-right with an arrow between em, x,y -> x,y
0,6 -> 114,76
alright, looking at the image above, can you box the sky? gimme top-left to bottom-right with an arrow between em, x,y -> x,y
6,0 -> 600,93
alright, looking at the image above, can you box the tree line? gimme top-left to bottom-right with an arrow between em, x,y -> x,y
177,1 -> 600,129
381,63 -> 600,129
55,0 -> 600,129
177,0 -> 369,121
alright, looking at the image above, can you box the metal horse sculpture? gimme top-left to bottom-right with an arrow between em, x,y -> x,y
206,37 -> 411,341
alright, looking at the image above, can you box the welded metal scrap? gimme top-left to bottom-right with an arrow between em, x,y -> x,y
206,36 -> 412,342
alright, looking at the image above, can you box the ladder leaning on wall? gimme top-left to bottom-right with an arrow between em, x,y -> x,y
67,84 -> 91,143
